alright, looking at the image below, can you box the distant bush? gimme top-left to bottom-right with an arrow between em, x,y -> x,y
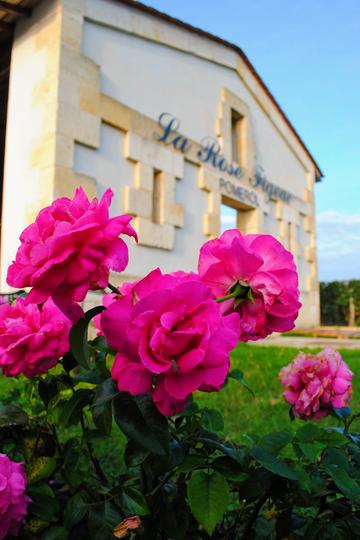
320,280 -> 360,326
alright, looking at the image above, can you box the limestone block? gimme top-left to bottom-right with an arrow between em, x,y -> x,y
304,215 -> 313,233
135,217 -> 175,250
198,166 -> 219,193
135,162 -> 154,191
53,166 -> 97,199
31,135 -> 57,168
57,104 -> 100,149
124,186 -> 152,219
164,203 -> 184,228
204,213 -> 220,237
125,132 -> 183,177
305,246 -> 317,263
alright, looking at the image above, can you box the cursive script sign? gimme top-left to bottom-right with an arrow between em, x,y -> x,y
251,166 -> 291,203
155,113 -> 292,204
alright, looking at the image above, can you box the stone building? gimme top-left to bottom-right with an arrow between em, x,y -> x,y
0,0 -> 323,327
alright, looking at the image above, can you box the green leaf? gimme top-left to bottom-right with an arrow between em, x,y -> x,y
298,442 -> 324,462
92,400 -> 112,436
64,491 -> 89,529
87,501 -> 122,540
27,456 -> 57,484
0,404 -> 28,427
124,440 -> 150,467
28,483 -> 59,522
92,378 -> 115,436
187,470 -> 229,535
324,465 -> 360,501
93,378 -> 118,407
197,434 -> 245,463
112,392 -> 169,456
122,485 -> 149,515
258,432 -> 291,456
57,389 -> 94,428
202,408 -> 224,432
227,369 -> 254,397
42,526 -> 67,540
251,447 -> 298,480
255,516 -> 276,538
69,306 -> 105,369
38,378 -> 58,407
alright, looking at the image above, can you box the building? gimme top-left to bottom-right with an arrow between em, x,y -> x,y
0,0 -> 323,327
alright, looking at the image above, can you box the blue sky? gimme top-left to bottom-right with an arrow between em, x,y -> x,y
142,0 -> 360,281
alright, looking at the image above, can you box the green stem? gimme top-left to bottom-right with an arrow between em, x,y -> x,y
107,282 -> 120,294
345,412 -> 360,432
215,292 -> 238,303
79,410 -> 109,486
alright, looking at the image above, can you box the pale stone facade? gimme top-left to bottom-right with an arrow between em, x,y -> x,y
0,0 -> 322,328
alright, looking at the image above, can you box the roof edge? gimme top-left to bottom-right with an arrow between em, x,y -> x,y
114,0 -> 324,180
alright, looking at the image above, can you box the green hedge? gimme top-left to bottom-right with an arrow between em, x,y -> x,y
320,280 -> 360,326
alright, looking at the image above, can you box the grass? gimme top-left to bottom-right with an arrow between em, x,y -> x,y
196,344 -> 360,442
1,344 -> 360,450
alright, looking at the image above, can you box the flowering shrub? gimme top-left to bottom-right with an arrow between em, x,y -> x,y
0,187 -> 359,540
280,347 -> 353,419
100,269 -> 240,415
0,297 -> 72,377
7,188 -> 137,319
0,454 -> 30,539
198,230 -> 301,341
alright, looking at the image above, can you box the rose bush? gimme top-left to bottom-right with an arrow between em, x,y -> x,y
0,297 -> 72,377
198,229 -> 301,341
280,347 -> 353,419
7,188 -> 137,319
100,268 -> 239,415
0,186 -> 359,540
0,454 -> 30,540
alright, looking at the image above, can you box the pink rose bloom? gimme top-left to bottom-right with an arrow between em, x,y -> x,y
0,454 -> 30,539
0,296 -> 72,377
7,187 -> 137,318
100,268 -> 240,415
279,347 -> 353,419
198,230 -> 301,341
0,296 -> 7,306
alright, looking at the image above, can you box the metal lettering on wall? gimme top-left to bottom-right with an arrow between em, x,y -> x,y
251,166 -> 291,203
220,178 -> 259,208
155,112 -> 291,204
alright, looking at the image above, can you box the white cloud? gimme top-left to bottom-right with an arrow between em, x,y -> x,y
317,210 -> 360,281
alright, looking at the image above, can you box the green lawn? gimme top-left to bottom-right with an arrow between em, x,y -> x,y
196,344 -> 360,442
1,344 -> 359,448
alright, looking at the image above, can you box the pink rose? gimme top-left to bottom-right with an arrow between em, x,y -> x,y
0,297 -> 72,377
279,347 -> 353,419
198,230 -> 301,341
0,296 -> 7,306
0,454 -> 30,540
7,187 -> 137,318
100,269 -> 240,415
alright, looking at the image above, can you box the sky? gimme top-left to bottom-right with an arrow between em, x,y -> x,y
141,0 -> 360,281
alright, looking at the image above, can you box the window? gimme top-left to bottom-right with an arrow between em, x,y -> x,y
221,203 -> 237,233
231,108 -> 245,165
